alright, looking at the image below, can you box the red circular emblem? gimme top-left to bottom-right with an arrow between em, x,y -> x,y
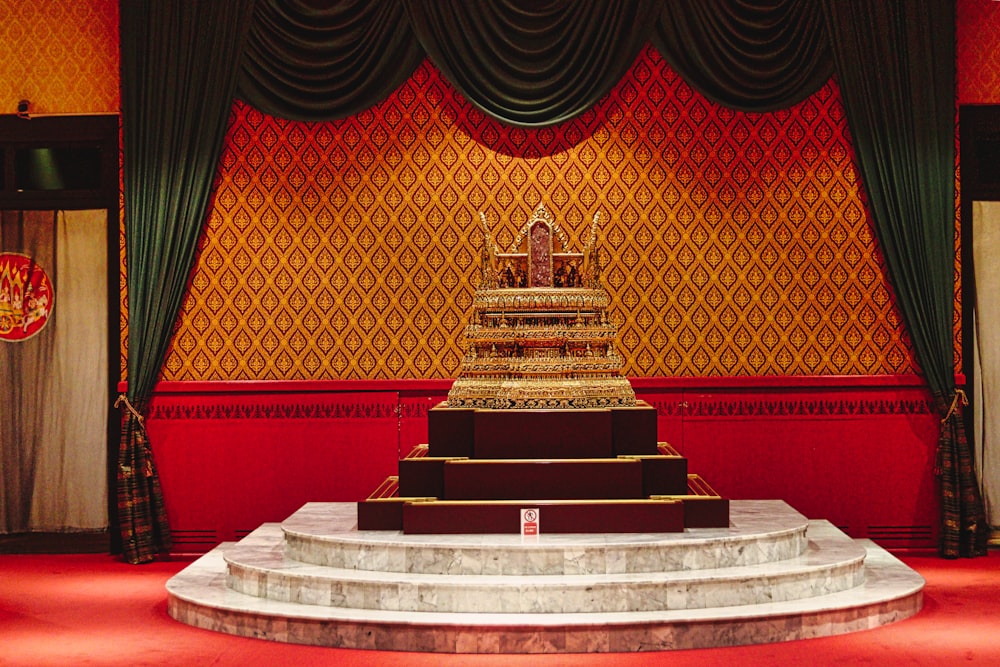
0,252 -> 54,342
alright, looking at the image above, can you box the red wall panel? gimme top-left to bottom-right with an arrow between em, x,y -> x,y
145,377 -> 940,553
145,386 -> 403,551
677,388 -> 938,547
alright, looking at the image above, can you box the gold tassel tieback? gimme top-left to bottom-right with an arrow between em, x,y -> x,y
114,394 -> 145,425
941,388 -> 969,424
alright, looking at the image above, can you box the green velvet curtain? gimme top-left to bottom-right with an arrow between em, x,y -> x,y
237,0 -> 826,125
118,0 -> 986,559
821,0 -> 987,558
651,0 -> 832,112
118,0 -> 255,564
402,0 -> 662,127
238,0 -> 424,122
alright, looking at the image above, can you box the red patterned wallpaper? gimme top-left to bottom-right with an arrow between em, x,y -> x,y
958,0 -> 1000,104
161,47 -> 917,381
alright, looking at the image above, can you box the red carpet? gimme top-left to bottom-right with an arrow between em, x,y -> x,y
1,551 -> 998,666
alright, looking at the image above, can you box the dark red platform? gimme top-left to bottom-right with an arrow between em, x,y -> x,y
402,499 -> 685,534
444,459 -> 645,500
427,401 -> 659,458
359,402 -> 729,534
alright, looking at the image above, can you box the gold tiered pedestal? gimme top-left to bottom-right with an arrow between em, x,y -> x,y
359,203 -> 727,535
446,287 -> 636,409
447,203 -> 636,409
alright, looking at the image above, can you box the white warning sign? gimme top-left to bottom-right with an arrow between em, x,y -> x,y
521,508 -> 539,536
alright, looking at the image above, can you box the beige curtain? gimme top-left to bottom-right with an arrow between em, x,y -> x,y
0,209 -> 108,534
1,210 -> 55,532
973,200 -> 1000,540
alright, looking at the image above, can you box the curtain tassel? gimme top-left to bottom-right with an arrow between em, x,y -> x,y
941,388 -> 968,425
935,388 -> 969,476
114,393 -> 145,425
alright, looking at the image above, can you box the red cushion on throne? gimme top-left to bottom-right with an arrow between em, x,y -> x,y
528,220 -> 552,287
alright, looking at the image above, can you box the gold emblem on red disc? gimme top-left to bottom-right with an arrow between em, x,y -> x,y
0,252 -> 54,342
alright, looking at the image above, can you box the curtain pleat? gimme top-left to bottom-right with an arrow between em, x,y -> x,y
973,201 -> 1000,537
0,211 -> 56,534
651,0 -> 832,112
119,0 -> 255,563
821,0 -> 987,558
402,0 -> 662,127
31,210 -> 108,531
238,0 -> 424,121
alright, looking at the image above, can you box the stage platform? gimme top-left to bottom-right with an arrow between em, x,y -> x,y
166,500 -> 924,653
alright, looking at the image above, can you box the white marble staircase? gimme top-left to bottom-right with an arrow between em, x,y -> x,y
166,499 -> 924,653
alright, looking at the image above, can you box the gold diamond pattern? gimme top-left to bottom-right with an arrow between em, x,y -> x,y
162,46 -> 917,380
0,0 -> 119,114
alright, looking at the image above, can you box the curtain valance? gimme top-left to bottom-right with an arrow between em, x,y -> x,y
400,0 -> 662,127
237,0 -> 831,124
240,0 -> 424,121
651,0 -> 832,113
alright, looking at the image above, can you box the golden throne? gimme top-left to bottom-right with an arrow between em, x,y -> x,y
447,203 -> 636,409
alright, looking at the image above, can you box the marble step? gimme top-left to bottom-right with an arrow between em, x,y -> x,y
167,531 -> 924,653
284,499 -> 808,575
222,521 -> 865,613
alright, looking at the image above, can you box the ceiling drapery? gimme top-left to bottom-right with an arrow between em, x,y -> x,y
237,0 -> 830,124
651,0 -> 832,112
401,0 -> 662,127
239,0 -> 424,121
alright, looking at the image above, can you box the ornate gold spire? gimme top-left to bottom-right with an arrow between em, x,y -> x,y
448,204 -> 636,409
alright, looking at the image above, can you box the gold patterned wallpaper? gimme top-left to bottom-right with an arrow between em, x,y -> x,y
0,0 -> 119,115
162,46 -> 918,381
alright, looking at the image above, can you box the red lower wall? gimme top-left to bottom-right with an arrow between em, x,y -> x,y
143,376 -> 941,553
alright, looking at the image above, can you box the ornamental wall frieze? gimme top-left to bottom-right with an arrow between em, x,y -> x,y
646,396 -> 935,418
142,392 -> 934,421
399,399 -> 445,419
146,402 -> 399,421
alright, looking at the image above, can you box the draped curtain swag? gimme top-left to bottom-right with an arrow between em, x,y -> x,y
401,0 -> 662,127
119,0 -> 985,560
240,0 -> 424,121
651,0 -> 832,112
